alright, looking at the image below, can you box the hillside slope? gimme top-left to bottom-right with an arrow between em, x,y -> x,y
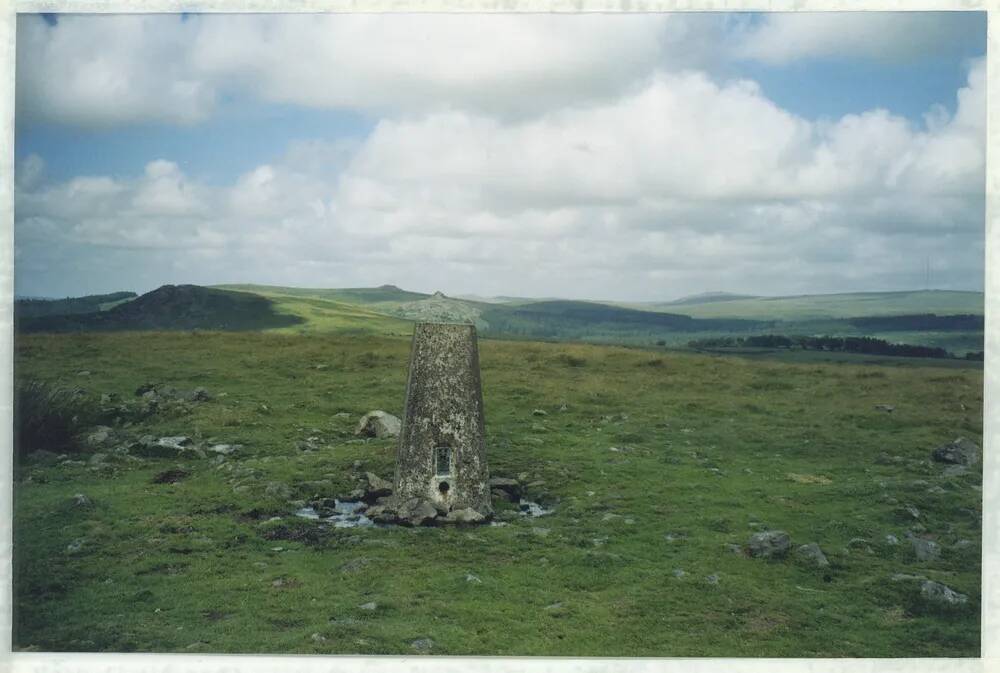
17,285 -> 304,332
215,283 -> 429,305
627,290 -> 984,321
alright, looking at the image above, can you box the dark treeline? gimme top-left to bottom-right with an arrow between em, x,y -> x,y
688,334 -> 954,359
848,313 -> 984,331
14,291 -> 137,318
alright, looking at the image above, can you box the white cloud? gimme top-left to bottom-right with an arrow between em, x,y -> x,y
733,12 -> 983,65
18,13 -> 690,127
16,13 -> 983,129
15,55 -> 984,299
16,15 -> 214,127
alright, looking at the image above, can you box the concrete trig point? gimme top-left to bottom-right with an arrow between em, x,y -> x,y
393,322 -> 492,516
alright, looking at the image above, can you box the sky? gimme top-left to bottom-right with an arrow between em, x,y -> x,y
13,12 -> 987,301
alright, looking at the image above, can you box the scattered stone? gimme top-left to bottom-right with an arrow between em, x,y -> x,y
352,460 -> 363,470
354,411 -> 401,439
188,387 -> 212,402
953,539 -> 974,550
902,504 -> 921,520
795,543 -> 830,567
207,444 -> 240,456
544,602 -> 564,611
362,473 -> 393,503
885,534 -> 900,546
491,488 -> 515,502
927,485 -> 947,495
532,409 -> 548,416
920,580 -> 968,606
358,601 -> 378,611
488,477 -> 522,500
672,569 -> 686,578
410,638 -> 434,652
445,507 -> 487,524
77,370 -> 91,377
67,493 -> 92,509
465,573 -> 482,584
705,574 -> 720,585
85,426 -> 115,448
392,497 -> 438,526
158,436 -> 193,449
874,404 -> 895,413
747,531 -> 791,559
909,536 -> 941,562
942,464 -> 969,478
931,438 -> 980,466
310,633 -> 326,643
66,539 -> 84,554
725,543 -> 744,555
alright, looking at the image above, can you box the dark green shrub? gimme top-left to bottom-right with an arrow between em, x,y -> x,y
14,379 -> 99,459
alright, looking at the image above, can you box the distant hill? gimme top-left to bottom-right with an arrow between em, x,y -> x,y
17,285 -> 303,332
629,290 -> 984,321
214,283 -> 430,305
480,299 -> 764,340
664,291 -> 759,306
15,291 -> 137,318
380,291 -> 489,328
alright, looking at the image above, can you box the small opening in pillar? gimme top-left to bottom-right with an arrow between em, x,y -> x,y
435,446 -> 451,476
438,481 -> 450,494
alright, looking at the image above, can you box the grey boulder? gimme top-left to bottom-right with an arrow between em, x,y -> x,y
747,531 -> 792,559
920,580 -> 968,606
354,411 -> 401,439
795,542 -> 830,567
931,438 -> 980,466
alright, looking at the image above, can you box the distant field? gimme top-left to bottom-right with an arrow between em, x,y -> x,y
626,291 -> 984,321
13,331 -> 983,656
218,287 -> 414,336
215,284 -> 429,306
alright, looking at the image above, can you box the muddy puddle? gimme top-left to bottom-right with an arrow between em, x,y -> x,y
294,500 -> 374,528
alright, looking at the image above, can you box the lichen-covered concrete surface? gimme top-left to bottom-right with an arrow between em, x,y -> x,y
393,322 -> 492,515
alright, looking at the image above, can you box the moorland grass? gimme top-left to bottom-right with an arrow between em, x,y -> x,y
12,331 -> 983,656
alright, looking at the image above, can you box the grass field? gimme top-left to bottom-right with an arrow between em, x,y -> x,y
12,330 -> 982,656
